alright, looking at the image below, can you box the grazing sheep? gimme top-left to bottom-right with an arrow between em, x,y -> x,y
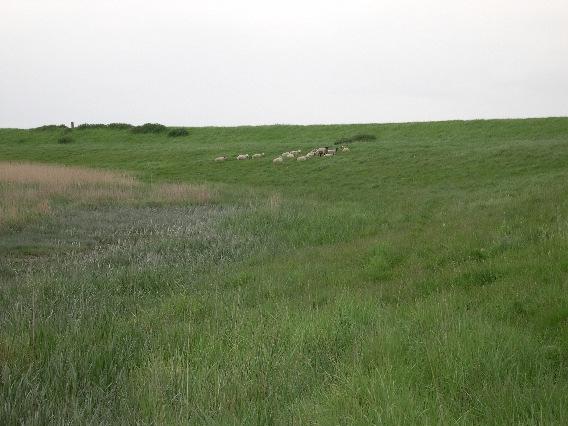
252,153 -> 265,159
324,153 -> 334,157
306,152 -> 314,158
273,157 -> 284,164
237,154 -> 250,160
327,148 -> 337,155
283,153 -> 295,159
290,150 -> 301,156
342,147 -> 350,152
214,156 -> 227,162
316,147 -> 328,156
297,156 -> 307,161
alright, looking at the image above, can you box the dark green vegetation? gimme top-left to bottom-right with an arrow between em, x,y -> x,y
168,128 -> 190,137
57,135 -> 74,144
2,117 -> 568,423
76,123 -> 133,131
334,133 -> 377,145
131,123 -> 167,134
32,124 -> 68,131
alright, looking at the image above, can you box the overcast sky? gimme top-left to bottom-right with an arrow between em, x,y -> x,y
1,0 -> 567,128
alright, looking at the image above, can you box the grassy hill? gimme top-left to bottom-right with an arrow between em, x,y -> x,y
1,117 -> 568,423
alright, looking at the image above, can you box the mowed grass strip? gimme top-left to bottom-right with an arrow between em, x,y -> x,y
1,118 -> 568,423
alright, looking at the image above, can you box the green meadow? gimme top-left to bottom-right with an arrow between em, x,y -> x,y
1,117 -> 568,424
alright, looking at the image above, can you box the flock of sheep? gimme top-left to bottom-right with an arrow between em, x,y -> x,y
214,146 -> 350,164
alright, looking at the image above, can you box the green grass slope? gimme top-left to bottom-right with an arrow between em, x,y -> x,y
1,117 -> 568,423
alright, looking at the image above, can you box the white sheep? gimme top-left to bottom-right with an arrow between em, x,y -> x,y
342,147 -> 350,152
297,156 -> 307,161
273,157 -> 284,164
252,153 -> 265,159
324,153 -> 334,157
214,156 -> 227,162
290,150 -> 301,156
283,153 -> 295,159
237,154 -> 250,160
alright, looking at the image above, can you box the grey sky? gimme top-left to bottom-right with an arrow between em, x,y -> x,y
1,0 -> 567,128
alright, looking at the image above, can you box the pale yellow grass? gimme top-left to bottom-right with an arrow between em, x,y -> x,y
0,162 -> 215,228
0,162 -> 137,187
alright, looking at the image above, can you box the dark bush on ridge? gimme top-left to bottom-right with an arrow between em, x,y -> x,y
76,123 -> 134,130
334,133 -> 377,145
131,123 -> 166,134
76,123 -> 107,130
34,124 -> 68,131
167,128 -> 189,137
107,123 -> 133,130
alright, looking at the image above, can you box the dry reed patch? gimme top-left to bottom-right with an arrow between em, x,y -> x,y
0,162 -> 215,228
0,185 -> 51,228
0,162 -> 136,187
0,162 -> 138,228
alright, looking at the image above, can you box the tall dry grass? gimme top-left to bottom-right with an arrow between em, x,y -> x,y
0,162 -> 137,187
0,162 -> 215,228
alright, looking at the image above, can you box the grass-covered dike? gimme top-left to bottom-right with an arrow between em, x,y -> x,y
1,118 -> 568,423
